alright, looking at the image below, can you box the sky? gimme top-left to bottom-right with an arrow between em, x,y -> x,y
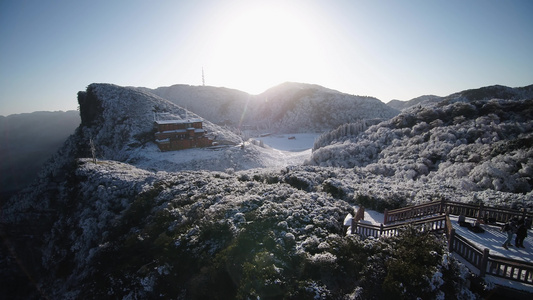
1,0 -> 532,116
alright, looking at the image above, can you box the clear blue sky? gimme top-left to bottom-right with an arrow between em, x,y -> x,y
1,0 -> 532,116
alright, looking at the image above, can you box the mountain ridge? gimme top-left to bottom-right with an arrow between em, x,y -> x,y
387,84 -> 533,111
148,81 -> 399,133
1,82 -> 532,299
309,91 -> 533,195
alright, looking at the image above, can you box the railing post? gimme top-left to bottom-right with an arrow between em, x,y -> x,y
351,218 -> 356,235
380,223 -> 384,236
480,248 -> 489,277
440,198 -> 445,214
383,209 -> 388,225
448,228 -> 455,252
477,202 -> 484,223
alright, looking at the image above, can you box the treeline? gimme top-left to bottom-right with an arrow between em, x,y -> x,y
312,119 -> 383,151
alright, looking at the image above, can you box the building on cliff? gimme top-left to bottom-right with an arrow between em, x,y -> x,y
154,118 -> 212,151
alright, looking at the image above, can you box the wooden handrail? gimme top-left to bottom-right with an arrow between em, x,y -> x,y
352,211 -> 533,285
486,255 -> 533,284
384,200 -> 532,225
384,200 -> 444,224
354,215 -> 447,238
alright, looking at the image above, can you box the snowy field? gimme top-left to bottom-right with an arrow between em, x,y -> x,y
127,133 -> 320,172
253,133 -> 319,152
250,133 -> 320,167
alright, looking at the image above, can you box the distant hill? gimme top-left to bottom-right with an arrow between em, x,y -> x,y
146,84 -> 251,126
440,84 -> 533,105
149,82 -> 399,133
0,110 -> 80,200
387,84 -> 533,111
387,95 -> 441,111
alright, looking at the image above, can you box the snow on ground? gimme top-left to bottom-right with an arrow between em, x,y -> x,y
124,133 -> 318,172
248,133 -> 319,167
254,133 -> 319,152
249,143 -> 312,168
354,206 -> 384,225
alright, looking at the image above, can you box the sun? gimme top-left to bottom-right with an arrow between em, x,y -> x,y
208,2 -> 324,94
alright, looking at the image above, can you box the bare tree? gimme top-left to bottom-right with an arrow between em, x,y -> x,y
90,138 -> 97,164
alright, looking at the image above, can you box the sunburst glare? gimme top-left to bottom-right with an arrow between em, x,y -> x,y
207,2 -> 325,94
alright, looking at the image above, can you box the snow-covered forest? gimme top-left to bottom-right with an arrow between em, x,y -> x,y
2,159 -> 477,299
1,83 -> 532,299
309,94 -> 533,208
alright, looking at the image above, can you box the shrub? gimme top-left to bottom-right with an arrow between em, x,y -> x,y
354,194 -> 406,213
323,180 -> 346,199
284,175 -> 310,191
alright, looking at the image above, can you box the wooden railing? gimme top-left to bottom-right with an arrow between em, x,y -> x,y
445,213 -> 533,284
384,200 -> 532,225
444,201 -> 531,224
448,231 -> 488,273
443,201 -> 483,219
352,210 -> 533,285
354,222 -> 382,238
486,255 -> 533,284
447,232 -> 533,284
353,214 -> 447,238
383,200 -> 445,224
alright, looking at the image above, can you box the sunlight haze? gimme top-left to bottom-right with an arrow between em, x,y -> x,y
1,0 -> 532,116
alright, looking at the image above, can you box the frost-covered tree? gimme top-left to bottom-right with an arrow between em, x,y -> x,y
308,97 -> 533,195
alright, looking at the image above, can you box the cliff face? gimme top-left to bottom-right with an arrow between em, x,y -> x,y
72,84 -> 250,169
77,86 -> 103,127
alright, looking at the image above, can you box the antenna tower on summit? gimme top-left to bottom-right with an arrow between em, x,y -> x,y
202,67 -> 205,86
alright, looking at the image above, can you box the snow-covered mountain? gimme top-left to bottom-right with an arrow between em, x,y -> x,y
149,82 -> 399,133
2,82 -> 532,299
309,86 -> 533,202
146,84 -> 252,126
387,84 -> 533,111
387,95 -> 441,111
73,83 -> 291,172
0,81 -> 398,198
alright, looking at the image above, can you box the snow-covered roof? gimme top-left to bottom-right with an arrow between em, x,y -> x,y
155,138 -> 170,143
155,118 -> 202,125
159,129 -> 187,134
